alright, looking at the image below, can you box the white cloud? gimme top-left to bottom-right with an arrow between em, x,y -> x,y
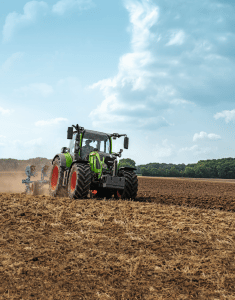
1,52 -> 24,72
166,30 -> 185,46
52,0 -> 94,15
16,83 -> 54,97
0,107 -> 11,115
2,1 -> 48,42
125,0 -> 159,51
214,109 -> 235,123
193,131 -> 221,142
0,135 -> 6,139
35,118 -> 68,126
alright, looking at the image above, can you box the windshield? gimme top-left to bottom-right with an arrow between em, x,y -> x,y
81,130 -> 110,159
69,130 -> 110,158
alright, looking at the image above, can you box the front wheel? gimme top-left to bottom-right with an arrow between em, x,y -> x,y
115,170 -> 138,200
68,163 -> 91,199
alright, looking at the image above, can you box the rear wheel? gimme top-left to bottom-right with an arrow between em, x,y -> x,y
115,170 -> 138,200
49,157 -> 67,197
68,163 -> 91,199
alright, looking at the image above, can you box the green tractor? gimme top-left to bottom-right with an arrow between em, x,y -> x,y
49,124 -> 138,199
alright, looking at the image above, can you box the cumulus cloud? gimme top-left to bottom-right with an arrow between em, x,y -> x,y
0,107 -> 11,115
35,118 -> 68,126
193,131 -> 221,142
214,109 -> 235,123
89,0 -> 235,130
2,1 -> 48,43
16,83 -> 54,97
52,0 -> 94,15
125,0 -> 159,50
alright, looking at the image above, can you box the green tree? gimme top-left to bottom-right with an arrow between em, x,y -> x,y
140,167 -> 151,176
118,158 -> 136,169
184,167 -> 195,178
168,166 -> 180,177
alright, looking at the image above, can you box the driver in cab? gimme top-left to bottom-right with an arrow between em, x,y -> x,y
82,139 -> 94,159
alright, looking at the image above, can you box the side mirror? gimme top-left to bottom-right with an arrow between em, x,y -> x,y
124,137 -> 129,149
67,127 -> 73,139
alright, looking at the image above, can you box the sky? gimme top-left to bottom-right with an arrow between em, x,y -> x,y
0,0 -> 235,165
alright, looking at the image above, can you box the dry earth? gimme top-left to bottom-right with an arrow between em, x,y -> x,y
1,174 -> 235,299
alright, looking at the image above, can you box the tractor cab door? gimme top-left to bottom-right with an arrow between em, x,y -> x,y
69,132 -> 82,157
69,133 -> 76,155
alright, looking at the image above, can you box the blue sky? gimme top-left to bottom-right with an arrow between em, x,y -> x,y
0,0 -> 235,165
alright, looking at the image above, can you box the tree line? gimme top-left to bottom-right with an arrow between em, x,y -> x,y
118,157 -> 235,179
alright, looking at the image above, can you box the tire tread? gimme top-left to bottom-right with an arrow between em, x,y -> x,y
68,163 -> 91,199
120,170 -> 138,200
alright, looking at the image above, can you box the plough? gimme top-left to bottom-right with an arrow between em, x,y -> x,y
22,165 -> 50,195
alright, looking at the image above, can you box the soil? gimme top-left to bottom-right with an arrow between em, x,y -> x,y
138,176 -> 235,212
1,175 -> 235,299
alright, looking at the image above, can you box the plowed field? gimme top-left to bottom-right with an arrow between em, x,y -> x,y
1,175 -> 235,299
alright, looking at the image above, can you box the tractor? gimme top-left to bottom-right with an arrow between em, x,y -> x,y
48,124 -> 138,199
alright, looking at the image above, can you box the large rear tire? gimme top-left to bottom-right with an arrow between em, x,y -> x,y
115,170 -> 138,200
68,163 -> 91,199
49,157 -> 67,197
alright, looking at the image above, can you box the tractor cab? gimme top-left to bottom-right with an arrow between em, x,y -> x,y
69,129 -> 111,159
